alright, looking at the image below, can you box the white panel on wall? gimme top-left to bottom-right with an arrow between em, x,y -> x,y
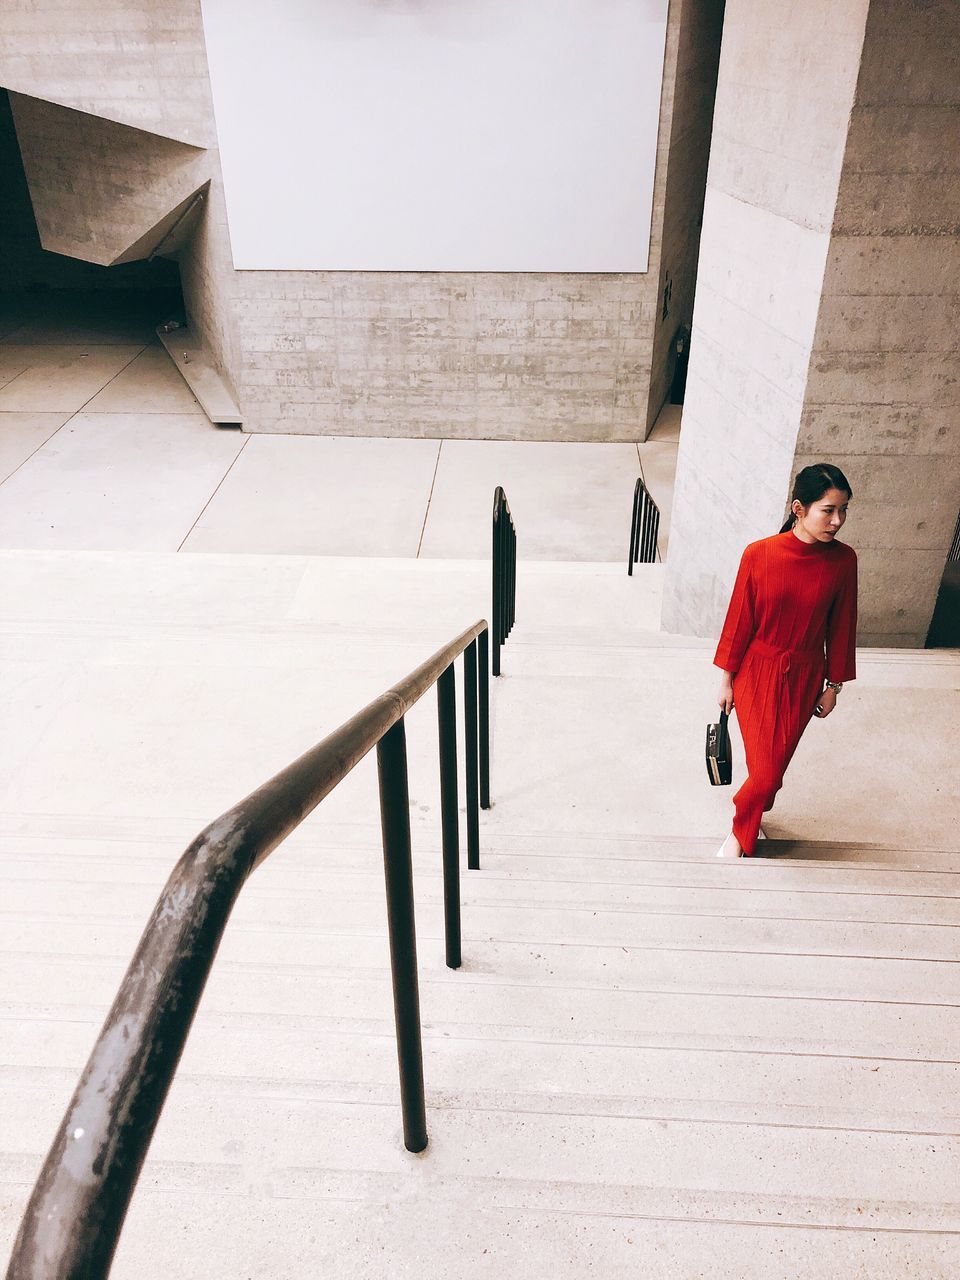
200,0 -> 669,272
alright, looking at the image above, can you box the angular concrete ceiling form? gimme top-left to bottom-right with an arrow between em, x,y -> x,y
0,0 -> 213,148
9,93 -> 212,267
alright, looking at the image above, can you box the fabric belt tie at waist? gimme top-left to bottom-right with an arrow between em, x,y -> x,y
750,641 -> 823,665
749,642 -> 825,747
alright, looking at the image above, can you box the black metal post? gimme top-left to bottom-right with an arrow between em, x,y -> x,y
463,640 -> 480,870
437,664 -> 461,969
376,719 -> 428,1152
478,629 -> 490,810
492,505 -> 502,677
628,482 -> 640,575
507,523 -> 516,635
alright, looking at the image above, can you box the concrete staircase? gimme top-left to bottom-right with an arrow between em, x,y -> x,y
1,551 -> 958,1277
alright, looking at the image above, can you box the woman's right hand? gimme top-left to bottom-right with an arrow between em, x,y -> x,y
718,673 -> 735,715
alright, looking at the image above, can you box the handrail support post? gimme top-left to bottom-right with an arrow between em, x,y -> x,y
478,630 -> 490,810
463,640 -> 480,869
437,664 -> 461,969
376,718 -> 428,1153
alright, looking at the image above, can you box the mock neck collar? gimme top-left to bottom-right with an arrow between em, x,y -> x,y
785,529 -> 835,553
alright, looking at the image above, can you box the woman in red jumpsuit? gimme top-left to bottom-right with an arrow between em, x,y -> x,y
714,464 -> 858,858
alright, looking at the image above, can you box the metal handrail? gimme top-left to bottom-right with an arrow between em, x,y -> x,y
628,475 -> 660,573
7,621 -> 492,1280
492,487 -> 516,677
949,509 -> 960,563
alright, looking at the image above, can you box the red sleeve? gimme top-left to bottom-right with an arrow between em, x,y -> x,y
825,550 -> 858,682
713,546 -> 756,673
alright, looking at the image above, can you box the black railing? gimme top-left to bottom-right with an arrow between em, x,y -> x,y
628,475 -> 660,573
7,622 -> 492,1280
492,487 -> 516,676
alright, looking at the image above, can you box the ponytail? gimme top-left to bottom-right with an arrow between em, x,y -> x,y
780,463 -> 852,533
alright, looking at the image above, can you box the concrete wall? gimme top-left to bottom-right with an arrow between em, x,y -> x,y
231,1 -> 690,440
645,0 -> 725,433
0,88 -> 179,290
796,0 -> 960,646
9,93 -> 208,266
232,270 -> 658,440
664,0 -> 959,648
2,0 -> 711,443
0,1 -> 241,400
662,0 -> 870,637
0,0 -> 212,146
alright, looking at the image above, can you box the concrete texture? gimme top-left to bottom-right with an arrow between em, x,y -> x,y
0,345 -> 143,410
0,410 -> 70,480
83,344 -> 203,414
0,330 -> 665,560
665,0 -> 960,648
796,0 -> 960,646
225,0 -> 686,441
8,93 -> 208,266
0,0 -> 214,148
0,548 -> 957,1277
644,0 -> 724,433
0,5 -> 240,410
662,0 -> 870,639
419,440 -> 641,561
0,0 -> 712,443
183,435 -> 440,558
0,412 -> 245,551
0,90 -> 181,294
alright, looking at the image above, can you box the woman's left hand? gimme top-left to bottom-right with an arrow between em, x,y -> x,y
813,686 -> 838,719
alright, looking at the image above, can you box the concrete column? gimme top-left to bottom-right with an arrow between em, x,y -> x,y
663,0 -> 959,647
796,0 -> 960,646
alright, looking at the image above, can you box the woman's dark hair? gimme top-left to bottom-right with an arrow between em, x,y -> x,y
779,463 -> 853,533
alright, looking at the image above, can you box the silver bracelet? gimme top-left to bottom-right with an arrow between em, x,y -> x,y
824,680 -> 843,694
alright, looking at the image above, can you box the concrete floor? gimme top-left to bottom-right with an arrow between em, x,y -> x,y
1,296 -> 959,1277
0,308 -> 677,561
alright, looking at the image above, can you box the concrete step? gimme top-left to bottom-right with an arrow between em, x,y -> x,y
5,1017 -> 960,1134
3,953 -> 959,1060
2,1155 -> 956,1279
5,915 -> 960,1003
5,883 -> 960,960
1,548 -> 957,1274
4,1081 -> 958,1231
7,854 -> 960,923
4,822 -> 959,887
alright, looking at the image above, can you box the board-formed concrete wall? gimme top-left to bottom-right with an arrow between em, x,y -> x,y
0,0 -> 212,146
9,93 -> 208,266
0,89 -> 179,290
228,0 -> 691,441
2,0 -> 715,444
0,0 -> 241,398
645,0 -> 724,433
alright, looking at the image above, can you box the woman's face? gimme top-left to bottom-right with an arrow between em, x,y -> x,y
795,487 -> 850,542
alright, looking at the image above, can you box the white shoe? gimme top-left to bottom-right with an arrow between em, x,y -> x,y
716,832 -> 743,858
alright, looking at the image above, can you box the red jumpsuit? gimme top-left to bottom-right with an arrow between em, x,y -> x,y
713,531 -> 858,855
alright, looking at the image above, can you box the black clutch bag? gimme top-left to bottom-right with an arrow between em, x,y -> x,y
705,708 -> 732,786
